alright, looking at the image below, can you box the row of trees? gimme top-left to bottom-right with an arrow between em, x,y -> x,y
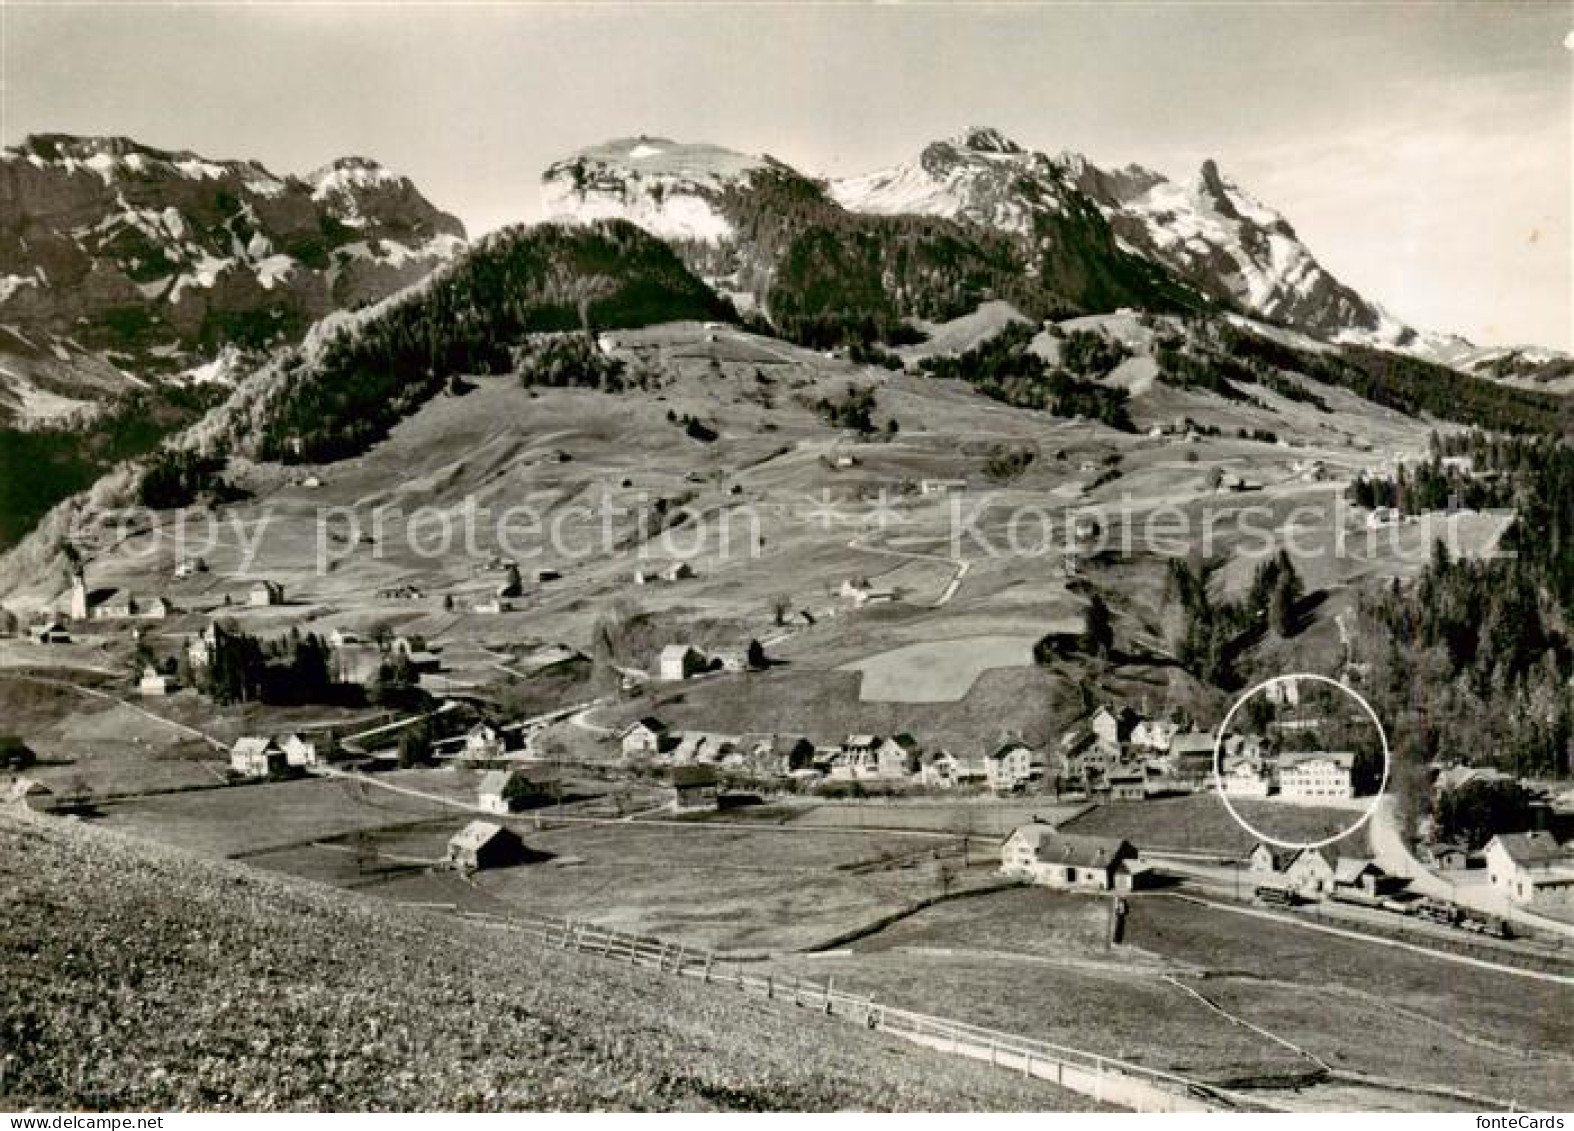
186,623 -> 357,707
919,323 -> 1134,431
1354,541 -> 1573,779
1,382 -> 223,537
1163,550 -> 1304,688
247,221 -> 728,465
1216,323 -> 1569,435
1346,456 -> 1514,514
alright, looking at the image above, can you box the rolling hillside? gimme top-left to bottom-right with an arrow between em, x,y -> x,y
0,809 -> 1099,1111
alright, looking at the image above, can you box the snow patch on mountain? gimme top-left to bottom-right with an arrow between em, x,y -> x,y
541,137 -> 769,245
829,128 -> 1070,235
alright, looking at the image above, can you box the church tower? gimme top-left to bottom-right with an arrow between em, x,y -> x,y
68,568 -> 88,621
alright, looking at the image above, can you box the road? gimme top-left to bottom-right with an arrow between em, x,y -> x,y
1368,795 -> 1574,941
846,530 -> 970,609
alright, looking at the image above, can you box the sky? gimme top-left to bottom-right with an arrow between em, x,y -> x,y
2,1 -> 1569,350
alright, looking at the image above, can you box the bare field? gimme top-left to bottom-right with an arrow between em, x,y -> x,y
839,634 -> 1037,702
764,883 -> 1573,1107
93,776 -> 454,858
1061,793 -> 1367,856
772,948 -> 1313,1085
783,801 -> 1090,837
454,819 -> 978,952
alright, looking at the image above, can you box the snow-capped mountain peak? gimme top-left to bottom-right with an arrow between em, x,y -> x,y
830,126 -> 1073,235
540,137 -> 772,245
949,126 -> 1025,155
0,134 -> 466,391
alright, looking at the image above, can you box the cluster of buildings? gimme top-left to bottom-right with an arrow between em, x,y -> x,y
657,641 -> 764,682
618,718 -> 1061,794
64,570 -> 173,623
1247,842 -> 1403,900
228,733 -> 321,778
1065,705 -> 1361,804
25,570 -> 291,649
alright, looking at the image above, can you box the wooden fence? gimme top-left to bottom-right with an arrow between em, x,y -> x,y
452,907 -> 1269,1113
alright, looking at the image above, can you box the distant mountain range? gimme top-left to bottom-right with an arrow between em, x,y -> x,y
1,126 -> 1568,432
0,134 -> 464,421
540,128 -> 1545,370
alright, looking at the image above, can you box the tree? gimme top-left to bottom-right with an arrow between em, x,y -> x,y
397,722 -> 433,768
1435,778 -> 1535,850
1269,556 -> 1303,637
1082,594 -> 1114,658
370,654 -> 420,709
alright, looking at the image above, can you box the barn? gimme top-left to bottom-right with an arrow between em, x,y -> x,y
447,821 -> 528,871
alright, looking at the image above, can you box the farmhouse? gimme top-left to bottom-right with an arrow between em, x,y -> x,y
669,765 -> 720,811
249,580 -> 285,607
278,733 -> 318,768
464,722 -> 521,762
920,751 -> 988,789
1283,845 -> 1338,896
473,598 -> 509,614
1221,757 -> 1271,798
877,734 -> 921,779
447,821 -> 528,871
229,736 -> 287,779
1091,706 -> 1138,753
1165,732 -> 1218,783
1130,719 -> 1178,752
328,628 -> 365,648
620,717 -> 674,759
186,624 -> 221,668
1279,752 -> 1355,802
658,644 -> 709,682
750,734 -> 815,776
1001,826 -> 1140,891
478,768 -> 554,815
29,620 -> 70,645
391,637 -> 442,673
830,734 -> 880,778
1248,842 -> 1295,875
1485,832 -> 1574,909
1105,771 -> 1146,803
137,666 -> 176,697
985,741 -> 1037,791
